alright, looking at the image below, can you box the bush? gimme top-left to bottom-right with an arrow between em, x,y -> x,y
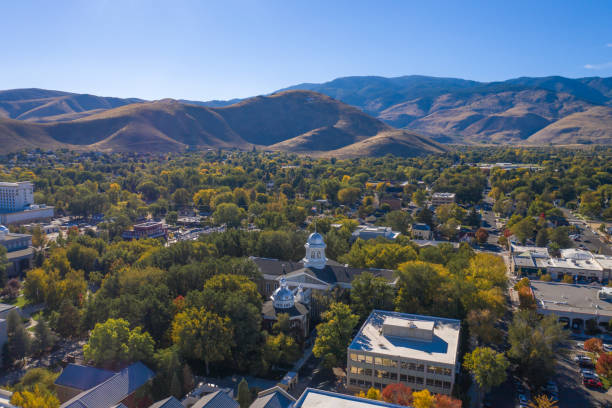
541,274 -> 552,282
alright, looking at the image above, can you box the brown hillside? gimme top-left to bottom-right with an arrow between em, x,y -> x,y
526,106 -> 612,145
0,91 -> 445,157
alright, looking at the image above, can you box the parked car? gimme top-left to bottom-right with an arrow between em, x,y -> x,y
583,377 -> 603,389
574,355 -> 593,366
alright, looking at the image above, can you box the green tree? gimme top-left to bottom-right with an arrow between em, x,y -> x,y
535,228 -> 549,247
337,187 -> 361,206
171,308 -> 233,374
166,211 -> 178,225
313,302 -> 359,368
238,378 -> 252,408
83,318 -> 154,368
511,217 -> 536,244
7,309 -> 30,363
507,311 -> 567,388
54,299 -> 81,338
32,318 -> 58,355
463,347 -> 509,404
213,202 -> 247,227
350,272 -> 395,319
384,210 -> 412,234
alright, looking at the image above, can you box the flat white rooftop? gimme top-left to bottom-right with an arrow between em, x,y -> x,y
349,310 -> 460,366
295,389 -> 404,408
531,281 -> 612,317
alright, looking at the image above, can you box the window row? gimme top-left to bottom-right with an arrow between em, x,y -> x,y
349,355 -> 451,376
349,377 -> 451,391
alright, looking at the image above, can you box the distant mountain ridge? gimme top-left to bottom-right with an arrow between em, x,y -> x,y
276,75 -> 612,144
2,74 -> 612,151
0,90 -> 446,157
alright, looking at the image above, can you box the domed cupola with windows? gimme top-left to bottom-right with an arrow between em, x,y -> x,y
272,278 -> 295,309
303,231 -> 327,269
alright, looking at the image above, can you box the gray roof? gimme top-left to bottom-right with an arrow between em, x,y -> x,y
531,281 -> 612,317
148,396 -> 184,408
250,388 -> 295,408
191,391 -> 239,408
252,258 -> 394,286
55,364 -> 115,391
0,303 -> 16,314
60,362 -> 155,408
262,300 -> 309,318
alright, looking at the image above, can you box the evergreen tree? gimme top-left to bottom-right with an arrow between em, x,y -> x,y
7,309 -> 30,363
33,318 -> 57,355
535,228 -> 549,247
237,378 -> 252,408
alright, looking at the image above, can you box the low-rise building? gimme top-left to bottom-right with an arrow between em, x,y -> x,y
58,362 -> 155,408
0,225 -> 33,277
410,223 -> 432,240
293,388 -> 407,408
122,221 -> 167,240
249,387 -> 295,408
431,193 -> 455,207
531,281 -> 612,332
346,310 -> 460,395
351,225 -> 400,241
190,390 -> 239,408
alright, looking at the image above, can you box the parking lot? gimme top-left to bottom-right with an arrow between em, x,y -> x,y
552,341 -> 612,407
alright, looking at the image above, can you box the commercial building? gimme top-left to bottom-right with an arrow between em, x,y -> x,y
351,225 -> 400,241
347,310 -> 460,395
531,281 -> 612,332
0,225 -> 33,277
0,181 -> 54,225
410,223 -> 432,240
0,182 -> 34,212
431,193 -> 455,206
122,221 -> 167,240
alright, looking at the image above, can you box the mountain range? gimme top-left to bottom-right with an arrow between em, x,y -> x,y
0,89 -> 445,157
1,74 -> 611,155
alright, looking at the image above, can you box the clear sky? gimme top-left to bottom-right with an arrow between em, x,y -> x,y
2,0 -> 612,101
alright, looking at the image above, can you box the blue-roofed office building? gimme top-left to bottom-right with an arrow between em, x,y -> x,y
58,362 -> 155,408
346,310 -> 460,396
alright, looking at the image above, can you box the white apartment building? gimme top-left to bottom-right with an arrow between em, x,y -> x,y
0,182 -> 34,212
347,310 -> 460,396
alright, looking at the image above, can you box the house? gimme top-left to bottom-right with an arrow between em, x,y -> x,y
431,193 -> 455,207
58,362 -> 155,408
249,387 -> 295,408
190,390 -> 238,408
0,226 -> 33,277
410,224 -> 432,240
351,226 -> 400,241
346,310 -> 460,396
148,396 -> 184,408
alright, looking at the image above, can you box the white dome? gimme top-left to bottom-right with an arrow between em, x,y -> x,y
307,232 -> 325,246
272,278 -> 295,309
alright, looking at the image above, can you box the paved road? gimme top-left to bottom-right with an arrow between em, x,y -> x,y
560,208 -> 612,256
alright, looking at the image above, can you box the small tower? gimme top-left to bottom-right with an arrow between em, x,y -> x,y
272,278 -> 295,309
303,232 -> 327,269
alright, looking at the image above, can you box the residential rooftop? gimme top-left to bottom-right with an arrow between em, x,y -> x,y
530,281 -> 612,317
348,310 -> 461,366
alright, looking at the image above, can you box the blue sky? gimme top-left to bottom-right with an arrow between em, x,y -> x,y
2,0 -> 612,100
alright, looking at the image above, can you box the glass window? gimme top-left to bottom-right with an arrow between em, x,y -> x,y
350,353 -> 359,362
375,357 -> 383,366
365,382 -> 372,388
443,382 -> 451,389
426,379 -> 434,386
435,380 -> 443,388
400,374 -> 407,382
400,361 -> 408,369
415,377 -> 424,385
407,376 -> 415,384
350,379 -> 357,385
443,368 -> 452,376
365,369 -> 372,376
416,364 -> 424,372
389,373 -> 397,381
365,356 -> 373,364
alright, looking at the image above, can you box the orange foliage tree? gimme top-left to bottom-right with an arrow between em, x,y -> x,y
381,383 -> 413,406
584,338 -> 603,354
